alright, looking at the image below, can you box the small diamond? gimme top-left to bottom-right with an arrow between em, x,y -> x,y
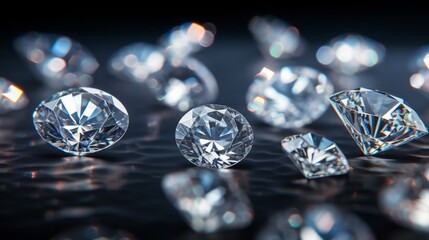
176,104 -> 254,169
249,16 -> 303,59
330,88 -> 428,155
15,32 -> 99,88
33,87 -> 129,155
0,78 -> 28,114
109,43 -> 166,83
147,57 -> 218,111
316,34 -> 384,75
410,69 -> 429,97
281,133 -> 349,179
246,67 -> 333,128
162,168 -> 253,233
380,164 -> 429,232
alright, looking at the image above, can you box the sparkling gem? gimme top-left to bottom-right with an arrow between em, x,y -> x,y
249,16 -> 303,59
109,43 -> 166,83
162,168 -> 253,233
316,34 -> 385,75
330,87 -> 428,155
147,57 -> 218,111
15,32 -> 99,88
175,104 -> 254,169
246,66 -> 333,128
380,164 -> 429,232
0,77 -> 28,114
281,133 -> 349,179
410,69 -> 429,97
51,224 -> 137,240
33,87 -> 129,155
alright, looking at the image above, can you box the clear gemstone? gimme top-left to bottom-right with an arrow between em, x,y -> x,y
249,16 -> 303,59
281,133 -> 349,179
147,57 -> 218,111
176,104 -> 254,169
316,34 -> 385,75
410,69 -> 429,97
109,43 -> 166,83
0,78 -> 28,114
162,168 -> 253,233
33,87 -> 129,155
246,66 -> 333,128
14,32 -> 99,88
380,164 -> 429,232
330,87 -> 428,155
51,224 -> 138,240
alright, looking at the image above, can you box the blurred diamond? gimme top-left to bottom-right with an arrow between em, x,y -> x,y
281,133 -> 349,179
316,34 -> 384,75
15,32 -> 99,88
246,66 -> 333,128
33,87 -> 129,155
257,208 -> 303,240
109,42 -> 166,83
0,78 -> 28,114
162,168 -> 253,233
380,164 -> 429,232
249,16 -> 303,59
176,104 -> 254,169
330,88 -> 428,155
51,224 -> 137,240
410,46 -> 429,71
410,69 -> 429,97
147,57 -> 218,111
160,22 -> 215,59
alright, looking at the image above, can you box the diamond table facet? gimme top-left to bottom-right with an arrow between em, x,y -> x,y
33,87 -> 129,155
0,78 -> 28,114
330,88 -> 428,155
281,133 -> 350,179
176,104 -> 254,169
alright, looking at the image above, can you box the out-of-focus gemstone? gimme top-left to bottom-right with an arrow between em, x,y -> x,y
410,69 -> 429,97
15,32 -> 99,88
0,78 -> 28,114
316,34 -> 385,75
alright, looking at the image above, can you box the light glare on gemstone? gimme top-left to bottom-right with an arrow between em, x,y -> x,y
0,78 -> 29,114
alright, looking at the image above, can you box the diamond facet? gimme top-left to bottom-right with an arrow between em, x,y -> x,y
33,87 -> 129,155
162,168 -> 253,233
316,34 -> 384,75
281,133 -> 349,179
15,32 -> 99,88
330,88 -> 428,155
247,66 -> 334,128
147,57 -> 218,111
176,104 -> 254,169
249,16 -> 303,59
0,78 -> 28,114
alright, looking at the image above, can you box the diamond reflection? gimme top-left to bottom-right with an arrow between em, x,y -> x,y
0,77 -> 28,114
317,34 -> 385,75
15,32 -> 99,88
162,168 -> 253,233
249,16 -> 303,59
51,224 -> 138,240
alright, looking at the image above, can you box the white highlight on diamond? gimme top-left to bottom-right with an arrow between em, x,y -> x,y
281,133 -> 350,179
176,104 -> 254,169
247,66 -> 333,128
162,168 -> 253,233
330,87 -> 428,155
0,78 -> 28,114
33,87 -> 129,155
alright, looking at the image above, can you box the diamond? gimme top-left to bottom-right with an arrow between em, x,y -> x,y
175,104 -> 254,169
246,66 -> 333,128
410,69 -> 429,97
109,43 -> 166,83
330,88 -> 428,155
0,78 -> 28,114
162,168 -> 253,233
380,164 -> 429,232
147,57 -> 218,111
33,87 -> 129,155
249,16 -> 303,59
15,32 -> 99,88
281,133 -> 349,179
316,34 -> 385,75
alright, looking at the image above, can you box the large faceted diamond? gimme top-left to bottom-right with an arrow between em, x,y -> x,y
247,67 -> 333,128
175,104 -> 254,169
162,168 -> 253,233
330,88 -> 428,155
33,87 -> 129,155
0,78 -> 28,114
15,32 -> 99,88
281,133 -> 350,179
